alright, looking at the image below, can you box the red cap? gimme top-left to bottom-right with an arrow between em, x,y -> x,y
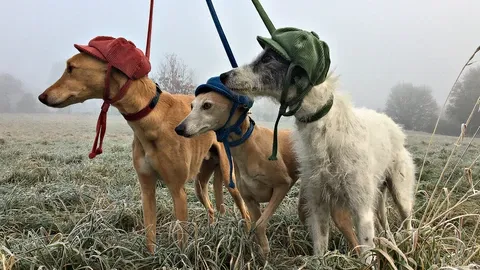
74,36 -> 151,79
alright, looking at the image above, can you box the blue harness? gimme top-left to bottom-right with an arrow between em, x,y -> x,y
195,76 -> 255,188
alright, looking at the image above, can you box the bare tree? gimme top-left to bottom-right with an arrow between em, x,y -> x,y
152,53 -> 196,95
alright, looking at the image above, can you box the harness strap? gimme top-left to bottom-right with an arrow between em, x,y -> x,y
221,117 -> 256,189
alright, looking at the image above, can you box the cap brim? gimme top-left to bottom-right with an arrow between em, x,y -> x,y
194,83 -> 216,97
257,36 -> 291,61
74,44 -> 107,62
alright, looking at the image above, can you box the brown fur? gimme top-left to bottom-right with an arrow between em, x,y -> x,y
37,52 -> 250,253
177,92 -> 360,256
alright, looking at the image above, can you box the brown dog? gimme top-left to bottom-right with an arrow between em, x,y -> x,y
37,51 -> 250,254
175,91 -> 360,256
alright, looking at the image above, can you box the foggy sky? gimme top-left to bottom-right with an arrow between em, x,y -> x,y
1,0 -> 479,110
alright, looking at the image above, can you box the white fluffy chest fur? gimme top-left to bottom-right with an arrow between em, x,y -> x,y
292,91 -> 405,206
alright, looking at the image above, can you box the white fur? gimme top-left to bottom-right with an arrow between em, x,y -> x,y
293,74 -> 416,257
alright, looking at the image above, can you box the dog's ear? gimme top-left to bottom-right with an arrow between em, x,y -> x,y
292,67 -> 310,89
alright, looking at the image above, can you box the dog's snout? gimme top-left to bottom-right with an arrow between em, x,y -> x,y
175,123 -> 186,136
38,93 -> 48,104
220,72 -> 230,84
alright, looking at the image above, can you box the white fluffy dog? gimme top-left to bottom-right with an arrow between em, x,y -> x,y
218,48 -> 416,259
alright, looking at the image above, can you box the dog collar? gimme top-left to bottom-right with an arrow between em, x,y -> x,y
297,95 -> 333,123
195,76 -> 255,188
122,84 -> 162,121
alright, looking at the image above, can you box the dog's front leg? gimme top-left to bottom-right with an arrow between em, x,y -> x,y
132,138 -> 157,254
138,173 -> 157,254
195,160 -> 216,224
167,184 -> 188,250
302,179 -> 331,256
255,183 -> 291,229
306,201 -> 331,256
244,198 -> 270,256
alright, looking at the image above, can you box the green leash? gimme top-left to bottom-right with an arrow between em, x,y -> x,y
251,0 -> 332,160
251,0 -> 276,35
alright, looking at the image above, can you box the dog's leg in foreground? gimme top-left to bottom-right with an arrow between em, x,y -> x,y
132,137 -> 158,253
298,183 -> 360,255
195,160 -> 217,224
255,182 -> 291,229
243,197 -> 269,255
217,151 -> 251,229
330,206 -> 360,255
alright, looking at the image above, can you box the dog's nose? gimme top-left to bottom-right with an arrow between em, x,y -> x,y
220,72 -> 230,84
38,93 -> 48,104
175,124 -> 186,136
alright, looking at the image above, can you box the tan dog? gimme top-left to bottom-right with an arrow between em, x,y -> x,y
175,91 -> 359,256
37,52 -> 250,253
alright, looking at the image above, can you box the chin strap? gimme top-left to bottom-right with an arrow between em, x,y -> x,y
89,65 -> 161,159
219,117 -> 255,189
89,64 -> 132,159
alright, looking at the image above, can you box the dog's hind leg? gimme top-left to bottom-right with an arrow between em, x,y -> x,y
330,205 -> 360,255
212,167 -> 226,214
386,149 -> 415,231
195,159 -> 216,224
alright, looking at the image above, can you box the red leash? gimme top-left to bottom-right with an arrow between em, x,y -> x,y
89,1 -> 155,159
145,0 -> 154,60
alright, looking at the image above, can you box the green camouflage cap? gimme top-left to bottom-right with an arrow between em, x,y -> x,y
257,27 -> 331,86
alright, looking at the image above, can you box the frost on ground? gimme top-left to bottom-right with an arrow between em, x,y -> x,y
0,114 -> 479,269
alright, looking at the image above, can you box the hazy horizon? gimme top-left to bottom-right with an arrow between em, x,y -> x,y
1,0 -> 479,112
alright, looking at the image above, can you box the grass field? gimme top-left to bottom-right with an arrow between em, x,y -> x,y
0,113 -> 479,269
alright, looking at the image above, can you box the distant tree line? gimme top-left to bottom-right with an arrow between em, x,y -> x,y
0,73 -> 53,114
384,67 -> 480,136
3,52 -> 478,137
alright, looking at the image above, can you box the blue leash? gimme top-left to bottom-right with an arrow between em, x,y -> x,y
205,0 -> 238,68
204,0 -> 253,189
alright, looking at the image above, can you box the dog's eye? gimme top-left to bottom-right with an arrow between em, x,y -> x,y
190,103 -> 193,110
67,65 -> 74,74
202,102 -> 212,110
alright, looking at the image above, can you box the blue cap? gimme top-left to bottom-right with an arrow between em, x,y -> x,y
195,76 -> 254,109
